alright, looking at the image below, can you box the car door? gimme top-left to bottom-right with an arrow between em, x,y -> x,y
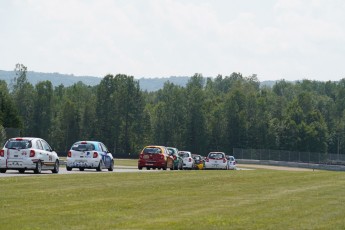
99,143 -> 110,167
40,139 -> 54,166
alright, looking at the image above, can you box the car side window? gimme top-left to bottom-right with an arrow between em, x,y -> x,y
36,140 -> 44,150
101,143 -> 108,152
41,140 -> 52,151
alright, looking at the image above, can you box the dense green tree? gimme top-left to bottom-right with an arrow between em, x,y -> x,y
0,80 -> 21,128
11,64 -> 35,136
33,81 -> 53,140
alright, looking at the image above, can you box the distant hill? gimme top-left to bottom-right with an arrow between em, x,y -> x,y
0,70 -> 191,91
0,70 -> 101,87
0,70 -> 275,92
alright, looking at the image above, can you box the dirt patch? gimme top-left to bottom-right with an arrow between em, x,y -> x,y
238,164 -> 316,171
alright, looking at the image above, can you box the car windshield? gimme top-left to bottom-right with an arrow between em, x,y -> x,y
179,152 -> 190,158
5,140 -> 32,149
72,143 -> 95,151
168,148 -> 176,155
143,147 -> 162,154
209,153 -> 224,159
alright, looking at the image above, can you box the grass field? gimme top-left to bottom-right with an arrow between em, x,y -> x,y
1,168 -> 345,229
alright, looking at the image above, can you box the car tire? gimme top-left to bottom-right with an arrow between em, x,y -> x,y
0,169 -> 6,173
52,160 -> 59,174
147,167 -> 151,170
179,161 -> 183,170
19,169 -> 25,174
66,166 -> 72,171
108,160 -> 114,171
138,166 -> 142,170
79,168 -> 85,171
34,161 -> 42,174
96,161 -> 103,171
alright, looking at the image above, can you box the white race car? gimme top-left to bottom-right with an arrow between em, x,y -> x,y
0,137 -> 60,174
178,151 -> 195,169
226,155 -> 237,170
66,141 -> 114,171
204,152 -> 227,170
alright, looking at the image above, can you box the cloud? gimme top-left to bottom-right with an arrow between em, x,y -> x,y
1,0 -> 345,81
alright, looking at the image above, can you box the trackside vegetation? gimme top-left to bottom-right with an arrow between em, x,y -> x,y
2,64 -> 345,158
1,170 -> 345,229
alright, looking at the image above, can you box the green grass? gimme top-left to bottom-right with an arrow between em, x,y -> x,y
115,158 -> 138,167
1,170 -> 345,230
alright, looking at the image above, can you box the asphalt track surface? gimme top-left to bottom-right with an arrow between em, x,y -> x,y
0,166 -> 251,177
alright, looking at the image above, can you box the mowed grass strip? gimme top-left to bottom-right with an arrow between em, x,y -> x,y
115,158 -> 138,167
1,170 -> 345,230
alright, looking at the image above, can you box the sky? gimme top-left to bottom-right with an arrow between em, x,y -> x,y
1,0 -> 345,81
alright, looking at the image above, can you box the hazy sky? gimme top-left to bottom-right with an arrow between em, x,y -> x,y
1,0 -> 345,81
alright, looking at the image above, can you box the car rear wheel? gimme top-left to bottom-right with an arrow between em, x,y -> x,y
66,166 -> 72,171
138,166 -> 142,170
52,160 -> 59,173
34,161 -> 42,174
96,161 -> 103,171
79,168 -> 85,171
0,169 -> 6,173
147,167 -> 151,170
19,169 -> 25,174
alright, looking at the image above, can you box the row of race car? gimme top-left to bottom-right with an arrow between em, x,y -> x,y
0,137 -> 236,174
0,137 -> 114,174
138,145 -> 237,170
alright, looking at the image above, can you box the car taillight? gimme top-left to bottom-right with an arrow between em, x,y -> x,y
173,155 -> 177,160
15,138 -> 23,141
189,157 -> 192,162
81,141 -> 87,144
30,150 -> 35,157
67,151 -> 72,157
93,152 -> 98,158
223,158 -> 226,163
0,149 -> 4,157
206,158 -> 209,162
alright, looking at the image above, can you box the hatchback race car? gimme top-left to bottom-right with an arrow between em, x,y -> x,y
138,145 -> 173,170
0,137 -> 60,174
204,152 -> 227,170
192,154 -> 204,170
167,147 -> 183,170
226,155 -> 237,170
178,151 -> 195,170
66,141 -> 114,171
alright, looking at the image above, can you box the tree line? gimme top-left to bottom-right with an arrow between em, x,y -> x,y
1,64 -> 345,157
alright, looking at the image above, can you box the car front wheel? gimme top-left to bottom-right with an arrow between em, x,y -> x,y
108,160 -> 114,171
0,169 -> 7,173
52,160 -> 59,174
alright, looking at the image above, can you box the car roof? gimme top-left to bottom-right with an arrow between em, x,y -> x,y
74,141 -> 102,144
144,145 -> 166,148
9,137 -> 39,141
